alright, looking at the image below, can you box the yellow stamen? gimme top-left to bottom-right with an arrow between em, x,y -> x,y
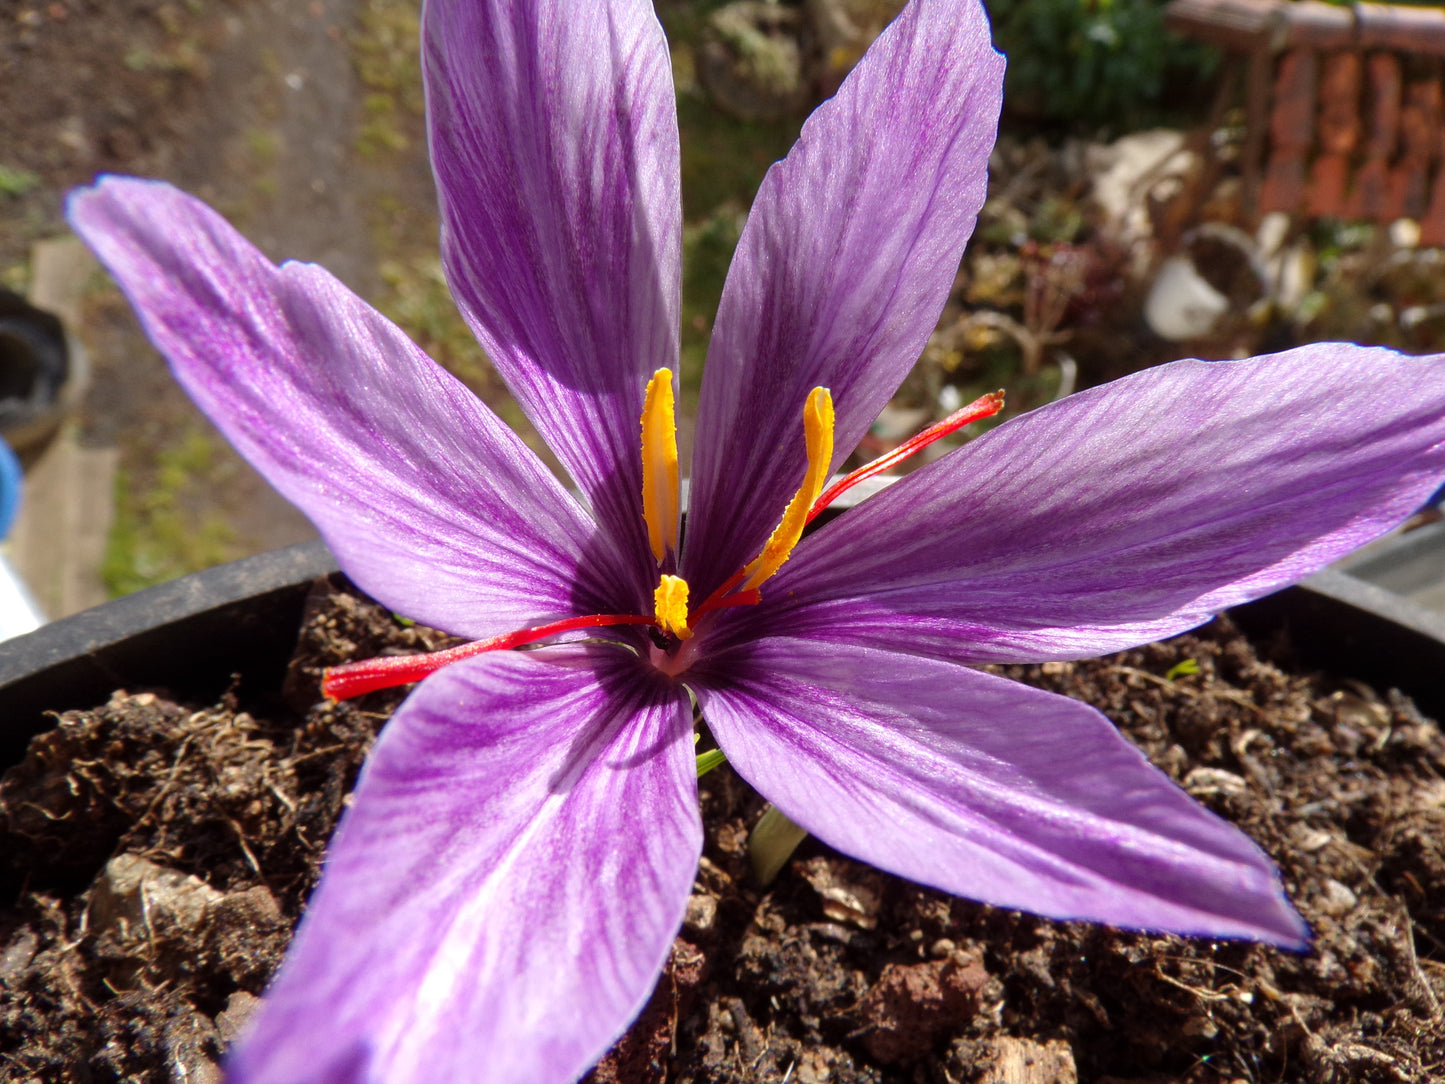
653,574 -> 693,640
741,386 -> 834,592
640,368 -> 681,563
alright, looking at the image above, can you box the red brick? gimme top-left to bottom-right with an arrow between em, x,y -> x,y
1307,155 -> 1351,217
1316,53 -> 1361,155
1260,50 -> 1316,213
1386,79 -> 1443,220
1347,54 -> 1403,220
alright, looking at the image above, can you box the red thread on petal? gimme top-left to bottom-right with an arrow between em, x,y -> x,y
807,390 -> 1004,522
322,613 -> 657,700
692,568 -> 748,619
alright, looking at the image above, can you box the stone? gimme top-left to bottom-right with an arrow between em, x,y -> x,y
89,853 -> 224,938
857,957 -> 989,1063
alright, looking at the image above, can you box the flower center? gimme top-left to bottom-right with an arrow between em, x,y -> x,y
637,369 -> 836,642
653,574 -> 692,641
320,375 -> 1003,700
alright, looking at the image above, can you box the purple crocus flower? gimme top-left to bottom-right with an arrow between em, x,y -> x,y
67,0 -> 1445,1080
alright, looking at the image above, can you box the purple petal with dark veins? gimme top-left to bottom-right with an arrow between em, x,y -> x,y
229,646 -> 699,1084
425,0 -> 679,603
684,0 -> 1003,596
759,346 -> 1445,664
69,177 -> 630,637
693,637 -> 1308,946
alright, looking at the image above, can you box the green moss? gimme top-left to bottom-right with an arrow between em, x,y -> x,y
103,430 -> 240,597
1,263 -> 29,293
0,165 -> 40,199
675,91 -> 797,221
352,0 -> 424,158
680,202 -> 746,387
664,9 -> 804,392
244,127 -> 281,165
121,37 -> 207,77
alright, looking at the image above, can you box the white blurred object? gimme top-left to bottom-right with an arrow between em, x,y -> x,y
1391,219 -> 1421,249
1054,353 -> 1078,400
0,551 -> 46,642
1256,212 -> 1314,313
1086,129 -> 1193,246
0,432 -> 44,642
1144,255 -> 1230,341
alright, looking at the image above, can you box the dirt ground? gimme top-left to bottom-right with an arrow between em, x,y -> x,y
1,0 -> 430,566
1,577 -> 1442,1083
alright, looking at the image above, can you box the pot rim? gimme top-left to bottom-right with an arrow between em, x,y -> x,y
0,540 -> 337,760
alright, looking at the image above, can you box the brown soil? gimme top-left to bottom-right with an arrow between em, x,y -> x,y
2,578 -> 1443,1083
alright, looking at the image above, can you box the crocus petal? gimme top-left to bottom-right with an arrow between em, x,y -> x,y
684,0 -> 1003,596
425,0 -> 679,596
230,647 -> 700,1084
693,637 -> 1308,946
68,177 -> 631,636
760,346 -> 1445,664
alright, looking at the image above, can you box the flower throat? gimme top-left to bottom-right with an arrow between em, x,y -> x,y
321,372 -> 1002,699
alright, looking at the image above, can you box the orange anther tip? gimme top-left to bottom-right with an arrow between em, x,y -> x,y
741,386 -> 835,592
641,369 -> 681,563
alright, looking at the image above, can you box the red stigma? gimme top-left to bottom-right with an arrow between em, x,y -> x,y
807,390 -> 1004,522
322,613 -> 657,700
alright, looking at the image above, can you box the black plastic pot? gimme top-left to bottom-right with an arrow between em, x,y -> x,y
1230,567 -> 1445,721
0,290 -> 71,455
3,545 -> 1445,768
0,541 -> 338,768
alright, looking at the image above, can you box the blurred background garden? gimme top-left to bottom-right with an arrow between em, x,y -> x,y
4,0 -> 1445,619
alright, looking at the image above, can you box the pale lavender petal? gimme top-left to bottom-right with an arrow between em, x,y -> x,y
230,646 -> 699,1084
684,0 -> 1004,595
693,637 -> 1307,946
761,346 -> 1445,664
425,0 -> 679,592
68,177 -> 636,635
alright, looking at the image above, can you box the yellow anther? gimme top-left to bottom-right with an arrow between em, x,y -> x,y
640,368 -> 681,563
653,574 -> 693,640
741,386 -> 834,592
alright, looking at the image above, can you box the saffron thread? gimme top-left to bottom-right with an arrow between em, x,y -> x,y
322,613 -> 656,699
807,390 -> 1004,522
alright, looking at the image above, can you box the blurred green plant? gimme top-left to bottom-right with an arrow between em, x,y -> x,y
987,0 -> 1219,129
680,202 -> 747,384
0,165 -> 40,199
352,0 -> 424,157
1165,658 -> 1200,680
104,430 -> 240,596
